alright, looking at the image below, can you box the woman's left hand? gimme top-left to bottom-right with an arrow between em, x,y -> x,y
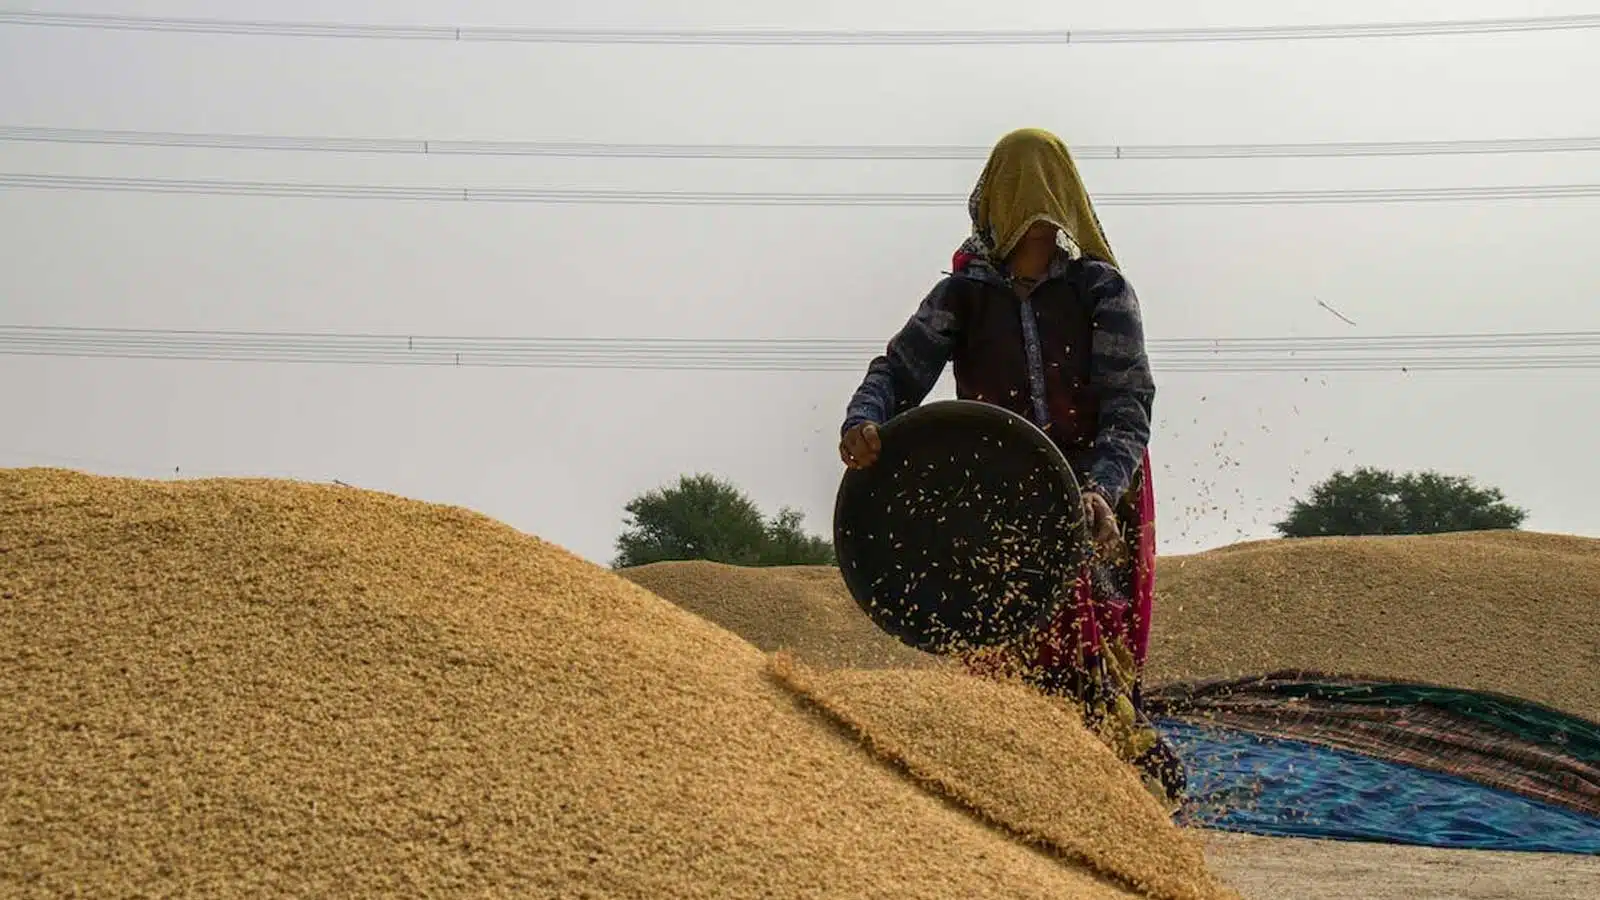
1083,491 -> 1120,549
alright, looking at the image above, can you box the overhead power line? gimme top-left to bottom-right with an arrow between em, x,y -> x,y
4,326 -> 1598,373
5,125 -> 1597,161
4,173 -> 1599,207
2,9 -> 1598,45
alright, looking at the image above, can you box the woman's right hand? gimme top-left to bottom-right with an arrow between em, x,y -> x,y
839,422 -> 882,469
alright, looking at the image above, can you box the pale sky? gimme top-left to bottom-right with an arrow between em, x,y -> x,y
2,0 -> 1597,566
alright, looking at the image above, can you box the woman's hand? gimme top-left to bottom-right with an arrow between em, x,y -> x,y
1083,490 -> 1121,550
839,422 -> 881,469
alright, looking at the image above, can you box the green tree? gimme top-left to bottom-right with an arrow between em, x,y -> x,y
612,473 -> 834,568
1274,467 -> 1527,538
763,506 -> 837,567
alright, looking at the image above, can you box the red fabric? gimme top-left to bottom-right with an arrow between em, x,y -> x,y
1131,448 -> 1157,668
1027,449 -> 1157,679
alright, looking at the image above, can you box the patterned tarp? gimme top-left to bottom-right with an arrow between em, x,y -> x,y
1159,717 -> 1600,854
1146,671 -> 1600,822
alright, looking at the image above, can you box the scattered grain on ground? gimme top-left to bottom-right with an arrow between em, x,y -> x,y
2,468 -> 1232,899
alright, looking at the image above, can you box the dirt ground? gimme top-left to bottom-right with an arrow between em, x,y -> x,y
1198,831 -> 1599,900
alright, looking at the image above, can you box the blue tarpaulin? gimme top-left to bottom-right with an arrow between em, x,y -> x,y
1160,718 -> 1600,854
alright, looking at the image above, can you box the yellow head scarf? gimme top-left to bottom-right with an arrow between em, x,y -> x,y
959,128 -> 1118,269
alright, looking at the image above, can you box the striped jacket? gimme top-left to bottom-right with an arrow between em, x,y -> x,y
841,252 -> 1154,503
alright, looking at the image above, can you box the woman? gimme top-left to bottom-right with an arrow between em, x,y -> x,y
837,127 -> 1184,804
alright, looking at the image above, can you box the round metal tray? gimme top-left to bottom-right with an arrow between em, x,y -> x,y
832,399 -> 1090,655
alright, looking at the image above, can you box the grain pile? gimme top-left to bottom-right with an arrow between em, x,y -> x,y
1146,531 -> 1600,721
621,561 -> 947,669
1,468 -> 1235,900
629,533 -> 1600,721
772,656 -> 1234,900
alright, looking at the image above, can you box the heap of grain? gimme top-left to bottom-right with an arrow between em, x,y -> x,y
629,533 -> 1600,721
1146,531 -> 1600,721
0,468 -> 1236,900
622,561 -> 946,670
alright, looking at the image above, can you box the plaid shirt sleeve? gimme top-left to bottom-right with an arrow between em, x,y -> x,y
842,278 -> 966,435
1085,265 -> 1156,503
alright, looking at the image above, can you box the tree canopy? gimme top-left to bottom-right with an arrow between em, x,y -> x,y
613,473 -> 835,568
1274,467 -> 1527,538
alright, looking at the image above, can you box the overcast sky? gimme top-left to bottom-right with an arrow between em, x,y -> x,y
2,0 -> 1597,566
